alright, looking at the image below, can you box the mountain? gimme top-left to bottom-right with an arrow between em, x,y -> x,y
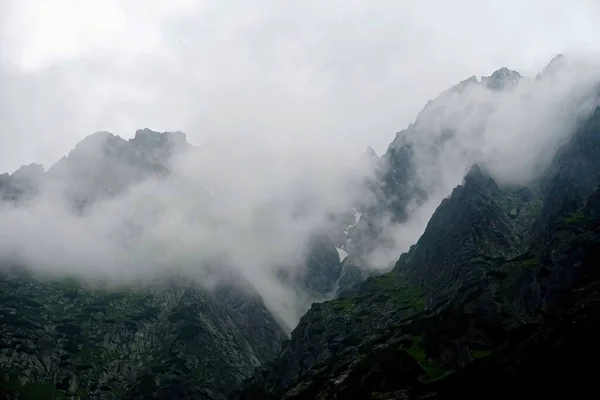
0,270 -> 286,399
0,128 -> 359,399
0,129 -> 190,209
0,129 -> 289,399
232,62 -> 600,399
3,56 -> 600,399
0,163 -> 45,203
46,129 -> 191,210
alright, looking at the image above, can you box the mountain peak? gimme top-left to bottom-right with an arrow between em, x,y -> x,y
465,163 -> 485,178
78,130 -> 118,145
463,163 -> 494,187
12,163 -> 45,177
537,53 -> 567,79
481,67 -> 522,91
364,146 -> 379,160
448,75 -> 479,94
547,53 -> 566,67
67,131 -> 126,160
132,128 -> 189,150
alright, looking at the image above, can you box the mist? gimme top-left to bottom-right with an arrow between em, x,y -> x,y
2,1 -> 600,329
0,129 -> 380,329
2,56 -> 599,330
367,54 -> 600,268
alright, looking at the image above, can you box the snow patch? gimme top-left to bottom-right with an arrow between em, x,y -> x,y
343,207 -> 362,236
352,207 -> 362,224
335,247 -> 348,263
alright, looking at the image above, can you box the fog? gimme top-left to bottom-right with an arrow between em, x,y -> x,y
3,1 -> 600,172
367,55 -> 600,268
1,1 -> 600,329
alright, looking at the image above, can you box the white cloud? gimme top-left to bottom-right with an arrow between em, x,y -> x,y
1,1 -> 600,329
365,55 -> 600,267
2,1 -> 600,172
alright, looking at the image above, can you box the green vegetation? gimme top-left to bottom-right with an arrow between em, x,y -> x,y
519,258 -> 539,268
471,350 -> 492,359
373,274 -> 425,310
3,381 -> 63,400
404,343 -> 448,382
519,197 -> 543,222
330,297 -> 355,311
402,336 -> 449,382
565,210 -> 585,224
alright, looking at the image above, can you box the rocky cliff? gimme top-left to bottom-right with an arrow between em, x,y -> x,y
3,60 -> 600,399
232,103 -> 600,398
0,269 -> 286,400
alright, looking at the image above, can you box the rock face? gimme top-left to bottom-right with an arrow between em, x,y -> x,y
0,164 -> 45,203
396,164 -> 534,305
46,129 -> 191,210
3,59 -> 600,400
0,271 -> 286,400
0,127 -> 373,399
1,128 -> 358,305
0,129 -> 190,210
0,129 -> 312,399
481,67 -> 522,91
232,99 -> 600,399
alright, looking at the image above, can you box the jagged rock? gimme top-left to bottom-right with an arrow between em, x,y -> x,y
0,271 -> 286,399
233,100 -> 600,399
481,67 -> 522,91
0,163 -> 45,202
536,53 -> 567,80
4,57 -> 600,400
44,129 -> 192,210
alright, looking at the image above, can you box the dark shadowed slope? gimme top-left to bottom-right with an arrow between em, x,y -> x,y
232,100 -> 600,399
0,270 -> 286,399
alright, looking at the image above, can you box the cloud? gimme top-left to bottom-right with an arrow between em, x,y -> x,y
1,1 -> 600,329
0,129 -> 378,330
2,1 -> 600,172
365,54 -> 600,268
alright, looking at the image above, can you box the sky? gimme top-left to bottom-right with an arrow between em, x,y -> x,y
1,0 -> 600,173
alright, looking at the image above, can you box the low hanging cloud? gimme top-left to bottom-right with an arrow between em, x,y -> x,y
1,54 -> 599,330
0,128 -> 379,330
2,2 -> 600,329
2,1 -> 600,173
366,54 -> 600,268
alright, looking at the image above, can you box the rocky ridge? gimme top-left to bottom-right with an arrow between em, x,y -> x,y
2,58 -> 600,399
232,79 -> 600,397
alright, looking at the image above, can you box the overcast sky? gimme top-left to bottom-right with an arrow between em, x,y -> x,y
1,0 -> 599,173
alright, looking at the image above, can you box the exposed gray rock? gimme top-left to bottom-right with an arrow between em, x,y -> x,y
0,271 -> 286,399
